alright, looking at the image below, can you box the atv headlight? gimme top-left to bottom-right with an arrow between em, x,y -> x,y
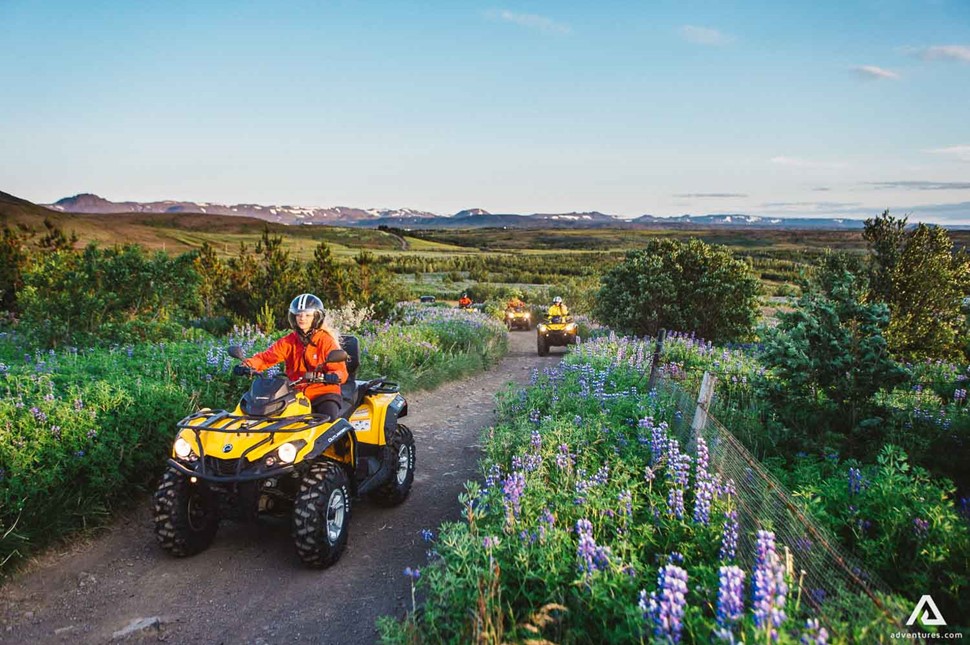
277,442 -> 298,464
538,324 -> 547,332
174,437 -> 193,459
566,323 -> 578,332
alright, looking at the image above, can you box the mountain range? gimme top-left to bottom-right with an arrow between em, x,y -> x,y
45,193 -> 869,229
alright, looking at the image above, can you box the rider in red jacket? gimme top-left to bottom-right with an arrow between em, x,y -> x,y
242,293 -> 349,419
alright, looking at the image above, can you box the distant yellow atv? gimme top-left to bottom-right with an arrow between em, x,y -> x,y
504,306 -> 532,331
537,315 -> 579,356
153,336 -> 414,568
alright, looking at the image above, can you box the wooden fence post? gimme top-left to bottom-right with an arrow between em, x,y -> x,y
646,328 -> 666,391
691,371 -> 717,446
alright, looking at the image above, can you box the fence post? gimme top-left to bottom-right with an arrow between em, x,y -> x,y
646,328 -> 666,391
691,371 -> 717,446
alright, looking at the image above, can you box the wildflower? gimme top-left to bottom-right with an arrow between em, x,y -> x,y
530,429 -> 542,451
576,519 -> 610,577
913,517 -> 930,538
528,408 -> 541,424
643,564 -> 689,643
800,618 -> 829,645
482,536 -> 500,550
752,530 -> 787,639
74,450 -> 85,458
420,528 -> 435,542
667,487 -> 685,519
847,467 -> 864,495
715,565 -> 745,640
502,472 -> 526,522
555,444 -> 573,470
30,407 -> 47,423
644,466 -> 655,483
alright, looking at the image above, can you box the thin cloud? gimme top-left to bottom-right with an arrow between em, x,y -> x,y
770,156 -> 848,170
865,181 -> 970,190
812,187 -> 831,192
679,25 -> 734,46
494,10 -> 571,35
674,193 -> 748,198
916,45 -> 970,63
851,65 -> 900,80
761,201 -> 863,209
925,145 -> 970,162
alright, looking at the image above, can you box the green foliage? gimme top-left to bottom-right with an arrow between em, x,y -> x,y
780,446 -> 970,622
593,238 -> 760,342
760,267 -> 907,454
0,225 -> 31,313
18,245 -> 202,348
306,242 -> 352,307
864,211 -> 969,361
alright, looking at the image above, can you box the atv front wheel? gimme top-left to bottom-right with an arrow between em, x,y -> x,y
370,424 -> 415,506
537,335 -> 549,356
293,461 -> 351,568
153,467 -> 219,557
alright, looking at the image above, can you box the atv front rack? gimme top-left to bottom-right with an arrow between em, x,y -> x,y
176,409 -> 333,434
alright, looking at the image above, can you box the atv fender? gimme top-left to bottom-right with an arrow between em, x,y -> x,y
304,418 -> 358,468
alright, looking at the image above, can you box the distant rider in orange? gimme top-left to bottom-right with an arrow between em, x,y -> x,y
236,293 -> 349,420
458,293 -> 472,309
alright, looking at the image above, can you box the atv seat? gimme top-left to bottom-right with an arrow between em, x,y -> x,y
339,336 -> 361,409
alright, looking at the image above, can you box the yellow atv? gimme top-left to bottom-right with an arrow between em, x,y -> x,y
536,315 -> 579,356
504,306 -> 532,331
153,336 -> 414,568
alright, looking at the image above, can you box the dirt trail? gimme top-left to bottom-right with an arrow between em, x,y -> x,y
0,330 -> 563,644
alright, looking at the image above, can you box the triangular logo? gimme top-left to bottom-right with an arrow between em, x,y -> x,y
906,595 -> 946,626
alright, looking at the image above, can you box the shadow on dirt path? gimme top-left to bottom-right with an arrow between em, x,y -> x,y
0,329 -> 566,644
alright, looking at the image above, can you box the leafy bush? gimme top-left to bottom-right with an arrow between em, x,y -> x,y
760,268 -> 908,455
593,238 -> 760,343
779,446 -> 970,622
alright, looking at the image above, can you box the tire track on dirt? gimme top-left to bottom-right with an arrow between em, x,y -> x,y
0,330 -> 564,644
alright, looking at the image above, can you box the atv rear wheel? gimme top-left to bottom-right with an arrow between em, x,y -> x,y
537,335 -> 549,356
293,461 -> 351,568
153,467 -> 219,557
369,424 -> 415,507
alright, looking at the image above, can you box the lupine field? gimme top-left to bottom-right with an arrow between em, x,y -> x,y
379,332 -> 968,643
0,307 -> 507,572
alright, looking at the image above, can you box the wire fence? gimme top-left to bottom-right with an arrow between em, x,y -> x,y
654,375 -> 908,637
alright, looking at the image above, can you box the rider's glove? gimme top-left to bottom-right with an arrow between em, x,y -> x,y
233,364 -> 255,377
322,372 -> 341,384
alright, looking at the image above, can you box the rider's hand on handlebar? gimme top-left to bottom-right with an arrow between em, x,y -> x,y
233,364 -> 256,377
322,372 -> 341,384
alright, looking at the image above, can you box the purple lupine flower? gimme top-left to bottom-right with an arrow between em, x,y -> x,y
913,517 -> 930,538
715,565 -> 746,639
530,429 -> 542,451
954,388 -> 967,404
538,507 -> 555,540
644,466 -> 656,483
721,510 -> 740,562
30,407 -> 47,423
575,519 -> 611,577
848,467 -> 863,495
693,438 -> 716,525
51,426 -> 62,440
619,490 -> 633,517
502,472 -> 526,521
573,415 -> 583,426
483,463 -> 502,491
482,536 -> 500,550
800,618 -> 829,645
420,528 -> 435,542
667,487 -> 685,519
528,408 -> 541,424
74,398 -> 84,410
752,530 -> 788,639
644,564 -> 689,643
555,444 -> 573,470
403,567 -> 421,580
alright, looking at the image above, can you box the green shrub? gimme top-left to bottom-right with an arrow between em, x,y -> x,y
593,239 -> 760,343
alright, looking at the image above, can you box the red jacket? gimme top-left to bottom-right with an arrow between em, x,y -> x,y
244,329 -> 349,399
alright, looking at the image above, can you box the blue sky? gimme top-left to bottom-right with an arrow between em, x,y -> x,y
2,0 -> 969,222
